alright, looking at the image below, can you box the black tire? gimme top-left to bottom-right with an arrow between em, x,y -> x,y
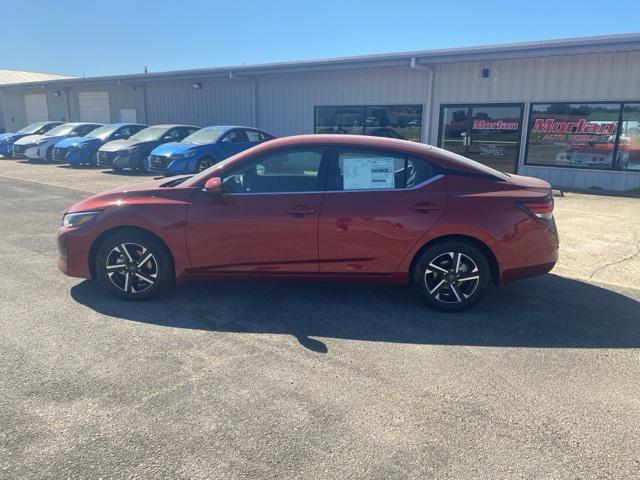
196,156 -> 216,172
95,229 -> 173,300
412,240 -> 490,312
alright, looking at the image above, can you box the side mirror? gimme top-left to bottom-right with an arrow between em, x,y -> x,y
204,177 -> 222,194
221,137 -> 232,143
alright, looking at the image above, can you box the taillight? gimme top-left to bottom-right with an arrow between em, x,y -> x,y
518,197 -> 554,221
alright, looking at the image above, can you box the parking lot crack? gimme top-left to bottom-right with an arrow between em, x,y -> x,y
589,235 -> 640,280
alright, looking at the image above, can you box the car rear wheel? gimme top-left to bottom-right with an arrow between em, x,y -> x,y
412,241 -> 490,312
197,156 -> 215,172
95,230 -> 173,300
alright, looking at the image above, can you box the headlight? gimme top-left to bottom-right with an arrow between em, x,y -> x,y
35,139 -> 49,146
72,142 -> 91,149
61,211 -> 101,228
172,151 -> 196,160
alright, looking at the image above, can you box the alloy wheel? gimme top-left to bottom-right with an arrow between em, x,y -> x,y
423,251 -> 480,304
105,242 -> 158,294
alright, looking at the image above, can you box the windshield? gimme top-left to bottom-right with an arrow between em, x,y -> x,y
46,124 -> 77,137
86,125 -> 120,140
431,145 -> 511,180
130,126 -> 168,142
182,128 -> 223,145
17,122 -> 49,135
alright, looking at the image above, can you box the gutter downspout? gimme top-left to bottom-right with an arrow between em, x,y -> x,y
410,57 -> 435,144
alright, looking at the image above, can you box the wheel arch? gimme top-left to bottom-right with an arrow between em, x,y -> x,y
408,234 -> 500,286
88,225 -> 176,279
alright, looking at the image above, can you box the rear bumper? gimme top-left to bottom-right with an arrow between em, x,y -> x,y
499,216 -> 559,284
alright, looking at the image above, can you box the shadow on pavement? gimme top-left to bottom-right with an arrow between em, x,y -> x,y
70,274 -> 640,352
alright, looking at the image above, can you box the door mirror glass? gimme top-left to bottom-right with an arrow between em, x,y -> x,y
204,177 -> 222,193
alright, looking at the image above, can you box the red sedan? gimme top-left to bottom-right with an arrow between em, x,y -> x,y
57,135 -> 559,311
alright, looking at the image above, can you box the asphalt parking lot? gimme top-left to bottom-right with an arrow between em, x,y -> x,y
1,158 -> 639,479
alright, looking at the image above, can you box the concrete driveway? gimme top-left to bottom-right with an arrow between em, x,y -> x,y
1,158 -> 639,479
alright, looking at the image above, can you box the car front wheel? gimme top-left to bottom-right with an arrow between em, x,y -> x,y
95,230 -> 173,300
412,241 -> 490,312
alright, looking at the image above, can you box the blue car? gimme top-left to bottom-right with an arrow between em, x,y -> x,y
145,126 -> 275,174
0,121 -> 63,157
52,123 -> 148,166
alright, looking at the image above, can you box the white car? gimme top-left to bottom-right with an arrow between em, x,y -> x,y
13,122 -> 102,161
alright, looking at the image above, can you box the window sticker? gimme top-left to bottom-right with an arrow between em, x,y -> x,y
343,156 -> 395,190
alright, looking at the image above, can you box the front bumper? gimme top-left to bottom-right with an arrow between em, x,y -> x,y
25,145 -> 47,160
0,143 -> 14,156
66,148 -> 96,165
57,226 -> 94,279
145,154 -> 197,175
98,151 -> 143,169
11,143 -> 28,157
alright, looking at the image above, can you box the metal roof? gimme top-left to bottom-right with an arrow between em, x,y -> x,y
1,33 -> 639,89
0,69 -> 73,85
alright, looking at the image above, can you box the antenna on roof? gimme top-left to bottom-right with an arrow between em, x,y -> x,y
144,66 -> 148,74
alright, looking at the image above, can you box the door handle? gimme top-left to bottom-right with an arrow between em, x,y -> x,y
409,202 -> 441,213
286,206 -> 316,217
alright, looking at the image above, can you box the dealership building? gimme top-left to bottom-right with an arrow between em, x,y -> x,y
1,33 -> 640,190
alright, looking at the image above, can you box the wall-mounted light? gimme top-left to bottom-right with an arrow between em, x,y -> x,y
53,91 -> 62,96
192,82 -> 202,90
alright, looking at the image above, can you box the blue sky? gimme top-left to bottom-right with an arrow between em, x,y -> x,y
4,0 -> 638,77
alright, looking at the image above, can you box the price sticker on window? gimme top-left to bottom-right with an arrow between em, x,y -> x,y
343,157 -> 395,190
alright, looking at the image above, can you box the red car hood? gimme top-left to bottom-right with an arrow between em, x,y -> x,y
66,176 -> 194,213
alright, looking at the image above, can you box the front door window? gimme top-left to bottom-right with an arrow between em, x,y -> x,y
439,104 -> 524,173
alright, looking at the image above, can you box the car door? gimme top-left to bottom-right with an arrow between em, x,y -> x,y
318,147 -> 447,275
185,146 -> 327,274
219,129 -> 251,157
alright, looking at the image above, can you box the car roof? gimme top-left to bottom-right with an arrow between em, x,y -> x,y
59,122 -> 103,127
199,125 -> 262,131
105,123 -> 148,127
224,134 -> 507,177
145,124 -> 199,129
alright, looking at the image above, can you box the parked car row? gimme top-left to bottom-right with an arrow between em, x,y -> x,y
0,121 -> 275,174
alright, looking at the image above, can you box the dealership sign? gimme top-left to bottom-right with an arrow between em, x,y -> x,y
532,117 -> 617,142
533,118 -> 616,135
473,120 -> 519,130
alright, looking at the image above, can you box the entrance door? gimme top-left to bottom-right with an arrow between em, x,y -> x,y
439,103 -> 524,173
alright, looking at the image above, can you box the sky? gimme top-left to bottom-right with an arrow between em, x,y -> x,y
4,0 -> 639,78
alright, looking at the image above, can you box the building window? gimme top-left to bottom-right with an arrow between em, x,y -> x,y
315,105 -> 423,141
525,102 -> 640,171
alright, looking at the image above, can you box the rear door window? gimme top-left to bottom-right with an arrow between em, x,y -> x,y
331,149 -> 437,190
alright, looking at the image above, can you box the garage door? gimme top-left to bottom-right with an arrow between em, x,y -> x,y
78,91 -> 111,123
24,94 -> 49,124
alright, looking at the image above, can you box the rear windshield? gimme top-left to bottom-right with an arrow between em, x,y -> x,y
431,146 -> 510,180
